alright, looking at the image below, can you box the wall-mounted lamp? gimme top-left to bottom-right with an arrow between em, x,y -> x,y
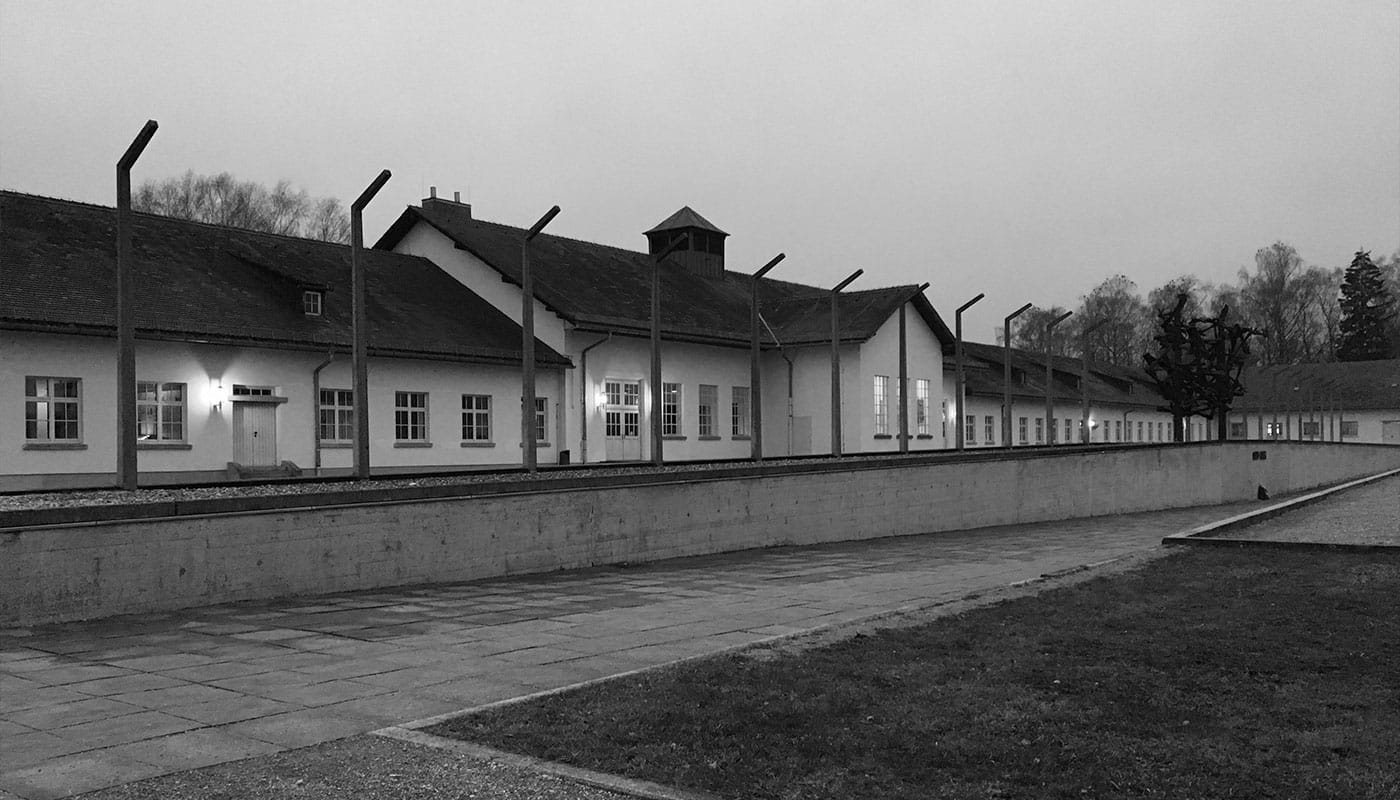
210,378 -> 225,412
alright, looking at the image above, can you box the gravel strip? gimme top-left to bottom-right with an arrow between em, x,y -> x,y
74,734 -> 629,800
1226,474 -> 1400,545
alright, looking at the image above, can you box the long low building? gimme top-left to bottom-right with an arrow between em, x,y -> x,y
1225,361 -> 1400,444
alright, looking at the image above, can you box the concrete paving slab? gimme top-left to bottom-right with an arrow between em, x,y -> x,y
224,709 -> 374,749
5,698 -> 145,732
101,728 -> 282,773
49,709 -> 202,750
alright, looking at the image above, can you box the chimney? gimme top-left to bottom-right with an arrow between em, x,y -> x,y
422,186 -> 471,219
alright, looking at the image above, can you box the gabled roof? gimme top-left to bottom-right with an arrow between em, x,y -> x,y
953,341 -> 1163,409
0,191 -> 570,368
375,203 -> 955,350
645,206 -> 728,236
1236,361 -> 1400,412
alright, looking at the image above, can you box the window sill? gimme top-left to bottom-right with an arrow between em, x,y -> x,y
23,442 -> 86,451
698,435 -> 722,441
319,442 -> 352,449
873,434 -> 893,440
461,441 -> 496,448
519,442 -> 553,449
915,434 -> 934,440
393,441 -> 433,448
662,435 -> 687,441
138,442 -> 192,450
731,435 -> 751,441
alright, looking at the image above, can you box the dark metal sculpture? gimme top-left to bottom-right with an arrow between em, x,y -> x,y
1143,294 -> 1263,441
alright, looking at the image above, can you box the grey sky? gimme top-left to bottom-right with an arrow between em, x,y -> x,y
3,1 -> 1396,341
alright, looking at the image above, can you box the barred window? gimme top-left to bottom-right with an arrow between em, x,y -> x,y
319,389 -> 354,443
394,391 -> 428,441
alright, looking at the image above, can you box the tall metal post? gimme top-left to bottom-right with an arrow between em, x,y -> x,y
116,120 -> 158,491
1002,303 -> 1033,447
650,233 -> 690,466
350,170 -> 391,481
1044,311 -> 1073,445
749,254 -> 785,461
1080,320 -> 1106,443
829,270 -> 863,456
953,294 -> 984,451
521,205 -> 560,473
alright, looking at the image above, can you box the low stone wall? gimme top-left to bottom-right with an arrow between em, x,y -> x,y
4,442 -> 1399,626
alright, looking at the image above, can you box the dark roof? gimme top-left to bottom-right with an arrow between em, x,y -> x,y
645,206 -> 728,236
375,203 -> 955,350
1236,361 -> 1400,412
953,341 -> 1164,409
0,191 -> 570,368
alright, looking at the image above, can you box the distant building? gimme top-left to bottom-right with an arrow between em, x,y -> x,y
1226,361 -> 1400,444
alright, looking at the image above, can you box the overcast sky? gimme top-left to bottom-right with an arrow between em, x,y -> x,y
3,1 -> 1396,340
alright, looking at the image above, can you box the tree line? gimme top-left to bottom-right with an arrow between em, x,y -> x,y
1010,242 -> 1400,365
133,171 -> 351,243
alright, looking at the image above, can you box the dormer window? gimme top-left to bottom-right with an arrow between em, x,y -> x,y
302,291 -> 322,316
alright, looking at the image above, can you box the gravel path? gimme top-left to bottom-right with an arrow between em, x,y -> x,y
1227,474 -> 1400,545
72,735 -> 628,800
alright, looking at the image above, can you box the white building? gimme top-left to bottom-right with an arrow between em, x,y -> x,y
1,191 -> 570,490
376,197 -> 956,462
1226,360 -> 1400,444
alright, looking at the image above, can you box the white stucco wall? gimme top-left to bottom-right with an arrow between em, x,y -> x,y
1226,407 -> 1400,444
857,304 -> 945,452
1,330 -> 561,489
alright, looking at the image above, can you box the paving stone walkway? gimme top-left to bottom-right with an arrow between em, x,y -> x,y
0,497 -> 1325,799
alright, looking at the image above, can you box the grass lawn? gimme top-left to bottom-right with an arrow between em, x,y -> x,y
429,549 -> 1400,799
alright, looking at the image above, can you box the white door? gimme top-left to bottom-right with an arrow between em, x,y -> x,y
603,379 -> 642,461
233,403 -> 278,466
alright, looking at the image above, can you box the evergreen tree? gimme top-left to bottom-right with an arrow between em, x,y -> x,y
1337,250 -> 1396,361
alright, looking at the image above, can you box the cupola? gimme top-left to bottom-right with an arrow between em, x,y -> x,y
644,206 -> 728,279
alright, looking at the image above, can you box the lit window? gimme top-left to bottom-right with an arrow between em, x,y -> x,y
731,386 -> 750,437
873,376 -> 889,436
394,391 -> 428,441
319,388 -> 354,443
136,381 -> 185,442
461,394 -> 490,442
24,377 -> 82,442
698,384 -> 717,438
915,379 -> 930,435
662,383 -> 681,436
303,291 -> 322,316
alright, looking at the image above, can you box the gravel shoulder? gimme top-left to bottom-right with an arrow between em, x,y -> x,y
1225,474 -> 1400,545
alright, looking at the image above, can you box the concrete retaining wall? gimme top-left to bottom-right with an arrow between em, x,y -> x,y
5,442 -> 1399,626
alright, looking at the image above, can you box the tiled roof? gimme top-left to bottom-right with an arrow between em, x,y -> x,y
1236,361 -> 1400,412
376,203 -> 955,349
953,341 -> 1164,408
0,191 -> 570,367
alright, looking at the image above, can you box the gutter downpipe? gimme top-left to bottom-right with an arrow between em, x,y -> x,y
577,333 -> 612,464
311,351 -> 335,473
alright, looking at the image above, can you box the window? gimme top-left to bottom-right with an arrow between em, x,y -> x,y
731,386 -> 751,437
318,389 -> 354,443
535,397 -> 549,443
302,290 -> 322,316
1115,420 -> 1122,442
1300,421 -> 1320,437
1136,421 -> 1144,441
605,381 -> 640,438
873,376 -> 890,436
461,394 -> 491,442
662,383 -> 681,436
1034,417 -> 1043,444
965,414 -> 976,444
1158,422 -> 1165,441
232,385 -> 273,397
1230,421 -> 1247,438
394,391 -> 428,441
915,379 -> 930,435
24,377 -> 81,442
698,384 -> 717,438
1063,419 -> 1072,444
1018,416 -> 1028,444
136,381 -> 185,441
1265,421 -> 1282,438
1341,420 -> 1358,437
984,415 -> 995,445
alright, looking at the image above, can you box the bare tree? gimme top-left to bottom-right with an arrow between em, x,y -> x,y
1234,242 -> 1336,364
1011,305 -> 1077,357
133,171 -> 350,243
1078,275 -> 1149,367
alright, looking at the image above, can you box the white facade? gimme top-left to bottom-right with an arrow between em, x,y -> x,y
1226,407 -> 1400,445
2,330 -> 562,489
